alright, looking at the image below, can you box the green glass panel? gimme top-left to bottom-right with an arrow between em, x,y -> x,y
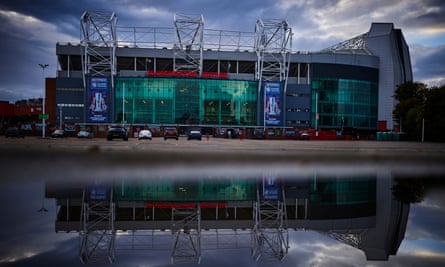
311,78 -> 378,129
115,77 -> 257,125
114,178 -> 257,202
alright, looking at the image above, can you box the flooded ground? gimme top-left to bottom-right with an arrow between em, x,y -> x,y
0,137 -> 444,266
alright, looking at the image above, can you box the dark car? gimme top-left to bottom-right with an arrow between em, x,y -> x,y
252,128 -> 265,139
297,130 -> 311,140
187,130 -> 202,141
106,125 -> 128,141
163,127 -> 179,140
224,128 -> 239,139
5,127 -> 25,138
51,129 -> 65,138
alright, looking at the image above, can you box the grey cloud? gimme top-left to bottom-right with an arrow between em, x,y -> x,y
411,45 -> 445,84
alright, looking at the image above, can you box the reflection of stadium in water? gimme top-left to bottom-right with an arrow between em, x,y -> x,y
47,176 -> 409,264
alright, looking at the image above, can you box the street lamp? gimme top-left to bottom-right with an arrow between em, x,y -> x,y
58,104 -> 63,129
39,63 -> 49,138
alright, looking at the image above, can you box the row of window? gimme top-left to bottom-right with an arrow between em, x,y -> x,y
286,93 -> 311,97
286,120 -> 310,125
114,77 -> 258,125
286,108 -> 310,113
57,103 -> 84,108
311,78 -> 378,129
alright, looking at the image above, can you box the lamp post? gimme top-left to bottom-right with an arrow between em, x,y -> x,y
39,63 -> 49,138
58,105 -> 63,129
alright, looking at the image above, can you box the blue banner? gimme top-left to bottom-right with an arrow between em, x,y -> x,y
264,82 -> 282,126
263,176 -> 281,200
88,77 -> 109,122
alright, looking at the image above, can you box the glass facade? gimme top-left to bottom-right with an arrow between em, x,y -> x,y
310,178 -> 376,205
114,178 -> 257,202
115,77 -> 258,125
311,78 -> 378,129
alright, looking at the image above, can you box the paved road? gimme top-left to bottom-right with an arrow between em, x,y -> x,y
1,136 -> 444,181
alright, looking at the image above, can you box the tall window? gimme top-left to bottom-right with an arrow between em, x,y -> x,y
115,77 -> 257,125
311,78 -> 378,129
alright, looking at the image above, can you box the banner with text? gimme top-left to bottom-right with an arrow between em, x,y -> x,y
88,77 -> 109,122
264,82 -> 282,126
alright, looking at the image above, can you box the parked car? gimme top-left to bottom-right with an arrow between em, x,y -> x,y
163,127 -> 179,140
77,130 -> 93,138
138,129 -> 152,140
252,128 -> 265,139
224,128 -> 239,139
51,129 -> 65,138
106,125 -> 128,141
297,130 -> 311,140
187,130 -> 202,141
5,127 -> 25,138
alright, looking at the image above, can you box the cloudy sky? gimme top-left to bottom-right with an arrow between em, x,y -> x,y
0,0 -> 444,102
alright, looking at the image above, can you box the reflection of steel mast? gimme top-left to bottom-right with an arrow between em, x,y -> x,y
173,13 -> 204,75
171,205 -> 202,264
252,184 -> 289,261
79,187 -> 116,264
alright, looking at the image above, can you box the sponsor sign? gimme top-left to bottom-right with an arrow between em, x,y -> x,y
88,77 -> 109,122
262,176 -> 281,200
264,82 -> 282,126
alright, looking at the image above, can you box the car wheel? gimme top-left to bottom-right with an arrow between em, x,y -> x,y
107,137 -> 112,141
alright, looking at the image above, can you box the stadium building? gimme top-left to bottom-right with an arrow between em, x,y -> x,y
54,11 -> 412,137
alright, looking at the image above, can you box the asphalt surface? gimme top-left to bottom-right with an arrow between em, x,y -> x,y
1,136 -> 444,181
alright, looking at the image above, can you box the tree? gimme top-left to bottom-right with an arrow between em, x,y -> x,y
393,82 -> 428,140
423,85 -> 445,142
392,177 -> 425,204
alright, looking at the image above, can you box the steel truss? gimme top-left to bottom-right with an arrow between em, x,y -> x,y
320,32 -> 370,55
79,187 -> 116,264
173,13 -> 204,75
321,229 -> 366,250
171,205 -> 202,264
252,186 -> 289,261
80,11 -> 117,89
254,19 -> 292,83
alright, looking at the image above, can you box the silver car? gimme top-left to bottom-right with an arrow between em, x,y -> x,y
77,130 -> 93,138
138,129 -> 152,140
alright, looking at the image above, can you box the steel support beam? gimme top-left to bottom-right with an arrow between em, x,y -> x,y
173,13 -> 204,75
252,182 -> 289,261
254,19 -> 292,82
79,186 -> 116,264
80,11 -> 117,103
171,204 -> 202,264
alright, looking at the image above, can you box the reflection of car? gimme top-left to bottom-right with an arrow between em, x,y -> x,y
252,128 -> 265,139
106,125 -> 128,141
163,127 -> 179,140
224,128 -> 239,139
77,130 -> 93,138
297,130 -> 311,140
188,130 -> 202,141
138,129 -> 152,140
51,129 -> 65,138
5,127 -> 25,138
